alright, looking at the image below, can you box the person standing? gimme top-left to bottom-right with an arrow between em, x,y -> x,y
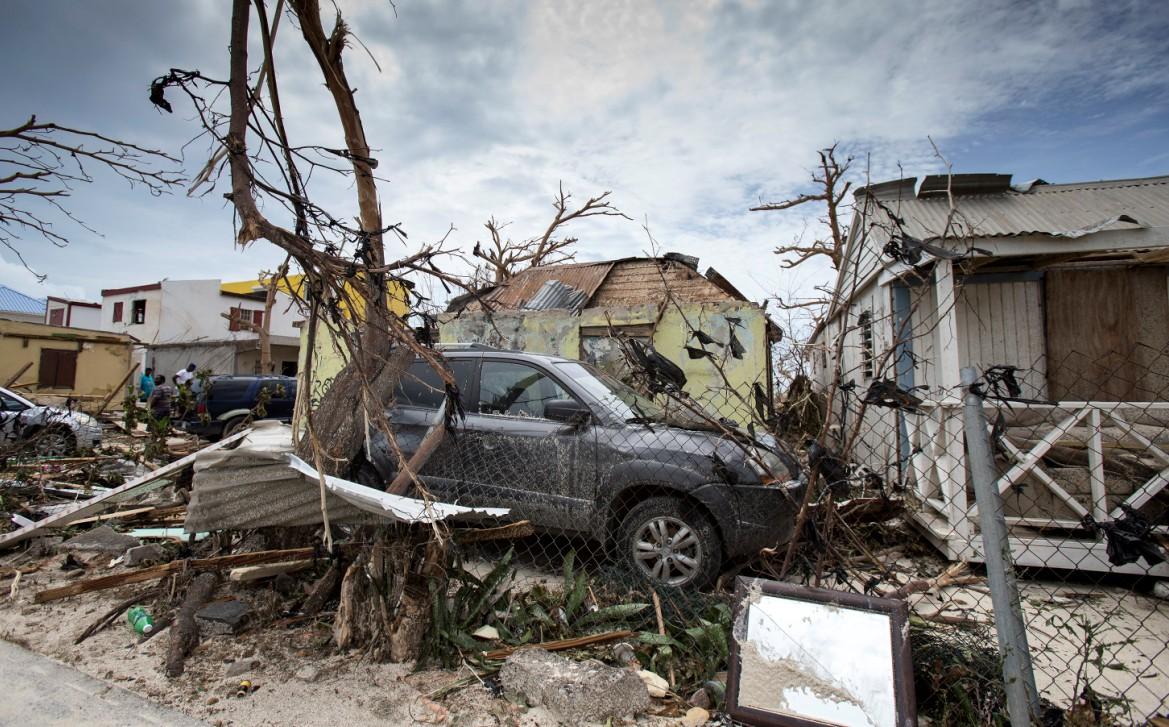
148,375 -> 175,420
175,363 -> 197,389
138,367 -> 155,402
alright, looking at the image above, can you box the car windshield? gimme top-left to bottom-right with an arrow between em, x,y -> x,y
554,361 -> 664,421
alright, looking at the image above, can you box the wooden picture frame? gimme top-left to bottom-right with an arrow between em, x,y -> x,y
726,577 -> 916,727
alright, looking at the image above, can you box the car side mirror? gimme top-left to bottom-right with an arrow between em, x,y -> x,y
544,399 -> 592,425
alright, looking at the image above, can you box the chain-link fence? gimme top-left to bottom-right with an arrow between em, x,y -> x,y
821,342 -> 1169,725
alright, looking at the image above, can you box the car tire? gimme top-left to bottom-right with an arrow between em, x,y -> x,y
617,496 -> 722,590
220,416 -> 249,440
31,425 -> 77,457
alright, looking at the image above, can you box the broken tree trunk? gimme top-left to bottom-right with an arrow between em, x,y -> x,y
166,572 -> 217,678
295,346 -> 413,476
301,560 -> 342,617
387,399 -> 448,495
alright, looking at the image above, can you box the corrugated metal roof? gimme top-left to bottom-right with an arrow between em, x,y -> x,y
0,285 -> 46,315
521,279 -> 589,310
476,260 -> 616,311
862,175 -> 1169,241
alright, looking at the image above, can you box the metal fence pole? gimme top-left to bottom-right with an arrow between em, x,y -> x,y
961,366 -> 1041,726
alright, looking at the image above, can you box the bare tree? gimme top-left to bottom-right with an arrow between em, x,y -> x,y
471,182 -> 629,283
752,143 -> 853,272
0,116 -> 182,280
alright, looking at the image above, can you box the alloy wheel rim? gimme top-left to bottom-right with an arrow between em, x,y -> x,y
36,431 -> 71,457
632,515 -> 702,586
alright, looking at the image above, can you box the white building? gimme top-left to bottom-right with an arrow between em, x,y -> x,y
45,296 -> 102,329
99,278 -> 304,377
809,173 -> 1169,576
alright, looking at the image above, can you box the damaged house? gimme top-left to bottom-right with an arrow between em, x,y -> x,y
100,278 -> 304,377
441,255 -> 781,420
810,173 -> 1169,575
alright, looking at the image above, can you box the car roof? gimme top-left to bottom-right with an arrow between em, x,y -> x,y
435,349 -> 577,365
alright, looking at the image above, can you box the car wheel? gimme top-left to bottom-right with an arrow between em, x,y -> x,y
221,416 -> 249,439
32,426 -> 76,457
618,496 -> 722,589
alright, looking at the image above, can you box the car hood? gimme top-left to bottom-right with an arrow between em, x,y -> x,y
613,420 -> 801,483
20,405 -> 99,430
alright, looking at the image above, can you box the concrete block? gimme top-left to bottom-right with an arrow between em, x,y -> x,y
196,599 -> 251,635
125,544 -> 166,567
500,648 -> 650,722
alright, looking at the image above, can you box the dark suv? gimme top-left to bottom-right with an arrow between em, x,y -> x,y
180,375 -> 297,440
359,346 -> 805,588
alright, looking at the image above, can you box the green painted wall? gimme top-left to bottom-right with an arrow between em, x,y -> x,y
439,302 -> 769,422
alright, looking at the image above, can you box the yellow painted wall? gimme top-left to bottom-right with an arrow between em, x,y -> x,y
295,280 -> 412,410
440,301 -> 770,421
0,320 -> 133,400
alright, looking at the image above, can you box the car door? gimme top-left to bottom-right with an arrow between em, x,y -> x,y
459,359 -> 598,533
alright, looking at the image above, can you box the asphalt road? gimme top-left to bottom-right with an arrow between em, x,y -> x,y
0,640 -> 205,726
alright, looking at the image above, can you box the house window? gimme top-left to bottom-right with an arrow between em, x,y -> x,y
858,311 -> 874,379
48,308 -> 65,326
131,299 -> 146,325
38,349 -> 78,389
112,301 -> 124,323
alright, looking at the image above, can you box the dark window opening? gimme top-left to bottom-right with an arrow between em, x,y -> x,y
858,311 -> 874,380
395,359 -> 476,409
48,308 -> 65,326
131,299 -> 146,325
281,360 -> 298,377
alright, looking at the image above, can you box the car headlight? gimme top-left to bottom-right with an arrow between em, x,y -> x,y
747,447 -> 789,483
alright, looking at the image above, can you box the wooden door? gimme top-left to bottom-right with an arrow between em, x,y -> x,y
1045,267 -> 1169,401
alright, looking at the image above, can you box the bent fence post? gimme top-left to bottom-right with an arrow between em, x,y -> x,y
960,366 -> 1040,727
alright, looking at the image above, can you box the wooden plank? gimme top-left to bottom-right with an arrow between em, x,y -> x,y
0,429 -> 250,550
3,362 -> 32,388
229,559 -> 314,583
1087,409 -> 1107,520
34,546 -> 335,603
998,436 -> 1089,518
933,260 -> 963,392
479,629 -> 633,661
995,407 -> 1090,494
67,506 -> 158,526
95,363 -> 139,416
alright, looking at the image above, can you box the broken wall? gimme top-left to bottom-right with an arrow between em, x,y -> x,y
439,301 -> 770,422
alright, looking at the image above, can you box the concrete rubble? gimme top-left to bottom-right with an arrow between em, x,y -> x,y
196,599 -> 252,635
500,648 -> 652,722
60,525 -> 139,554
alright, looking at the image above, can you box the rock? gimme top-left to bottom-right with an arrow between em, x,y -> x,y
682,707 -> 710,726
637,670 -> 669,698
206,697 -> 219,706
225,659 -> 260,678
294,665 -> 320,683
471,625 -> 499,640
125,544 -> 166,567
612,642 -> 638,666
687,687 -> 711,709
196,599 -> 251,636
500,648 -> 650,722
60,525 -> 139,554
1153,581 -> 1169,600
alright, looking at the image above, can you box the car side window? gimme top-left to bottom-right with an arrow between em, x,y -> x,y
1,393 -> 26,412
396,359 -> 476,409
478,361 -> 573,419
259,380 -> 292,400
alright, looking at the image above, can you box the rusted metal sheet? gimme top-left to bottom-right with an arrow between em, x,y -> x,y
472,261 -> 616,311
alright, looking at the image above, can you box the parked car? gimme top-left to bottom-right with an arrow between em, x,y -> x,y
179,375 -> 297,440
0,386 -> 102,456
357,346 -> 805,589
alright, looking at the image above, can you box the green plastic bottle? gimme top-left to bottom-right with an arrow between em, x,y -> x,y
127,606 -> 154,635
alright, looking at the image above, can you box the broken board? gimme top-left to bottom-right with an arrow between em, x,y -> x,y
0,429 -> 250,550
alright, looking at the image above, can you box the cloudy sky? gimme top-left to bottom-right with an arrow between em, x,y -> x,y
2,0 -> 1168,311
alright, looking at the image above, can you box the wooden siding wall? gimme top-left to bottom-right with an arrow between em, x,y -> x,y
955,280 -> 1047,398
589,260 -> 730,306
